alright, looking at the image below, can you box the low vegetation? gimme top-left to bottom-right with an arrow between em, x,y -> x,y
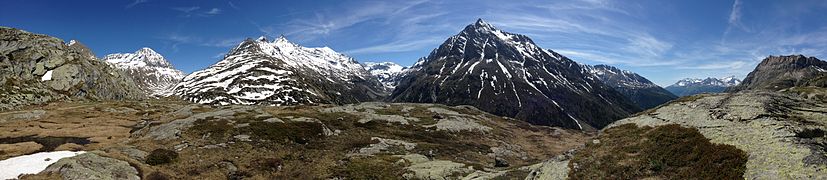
334,156 -> 408,179
568,124 -> 748,179
146,148 -> 178,165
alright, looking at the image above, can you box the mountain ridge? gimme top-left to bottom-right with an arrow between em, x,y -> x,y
665,76 -> 741,96
172,36 -> 385,106
728,55 -> 827,92
390,19 -> 640,129
362,61 -> 407,90
581,64 -> 677,109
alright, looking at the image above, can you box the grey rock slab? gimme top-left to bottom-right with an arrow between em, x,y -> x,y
42,152 -> 140,180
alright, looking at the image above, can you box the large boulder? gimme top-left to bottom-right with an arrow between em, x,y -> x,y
42,152 -> 140,180
0,27 -> 145,110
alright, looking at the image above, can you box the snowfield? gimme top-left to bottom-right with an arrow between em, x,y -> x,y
0,151 -> 86,179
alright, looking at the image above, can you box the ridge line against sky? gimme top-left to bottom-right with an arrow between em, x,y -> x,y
1,0 -> 826,86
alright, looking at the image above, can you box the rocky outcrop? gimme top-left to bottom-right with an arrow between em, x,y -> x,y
609,91 -> 827,179
0,27 -> 144,110
728,55 -> 827,92
42,152 -> 140,180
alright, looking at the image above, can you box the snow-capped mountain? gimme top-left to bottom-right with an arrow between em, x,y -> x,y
103,47 -> 185,96
665,76 -> 741,96
581,64 -> 677,109
362,61 -> 407,90
390,19 -> 640,130
172,36 -> 384,106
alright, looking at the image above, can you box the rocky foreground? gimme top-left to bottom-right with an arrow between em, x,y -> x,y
0,27 -> 145,111
0,100 -> 590,179
529,91 -> 827,179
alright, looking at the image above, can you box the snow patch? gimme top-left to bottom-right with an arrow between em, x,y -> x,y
0,151 -> 86,179
40,70 -> 53,81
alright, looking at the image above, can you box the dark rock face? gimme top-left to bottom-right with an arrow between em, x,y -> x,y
728,55 -> 827,92
173,36 -> 385,106
389,19 -> 640,130
666,77 -> 740,96
582,64 -> 677,109
0,27 -> 145,110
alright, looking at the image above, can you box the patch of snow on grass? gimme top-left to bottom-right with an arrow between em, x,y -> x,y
0,151 -> 85,179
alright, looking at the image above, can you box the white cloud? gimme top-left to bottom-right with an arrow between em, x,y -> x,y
676,61 -> 748,70
206,8 -> 222,15
172,6 -> 200,13
125,0 -> 148,9
228,1 -> 240,10
160,34 -> 242,51
728,0 -> 743,25
346,37 -> 443,54
172,6 -> 223,17
488,2 -> 674,67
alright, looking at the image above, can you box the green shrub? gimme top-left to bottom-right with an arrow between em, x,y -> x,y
244,121 -> 323,144
569,124 -> 748,179
146,148 -> 178,165
336,156 -> 407,180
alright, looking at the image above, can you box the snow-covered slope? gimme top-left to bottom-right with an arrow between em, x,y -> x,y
0,151 -> 86,179
172,36 -> 384,106
581,64 -> 677,109
363,61 -> 407,90
103,47 -> 185,96
665,76 -> 741,96
390,19 -> 640,130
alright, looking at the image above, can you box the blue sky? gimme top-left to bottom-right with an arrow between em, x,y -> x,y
2,0 -> 827,86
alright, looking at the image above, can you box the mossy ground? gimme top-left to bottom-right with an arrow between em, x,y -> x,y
1,101 -> 591,179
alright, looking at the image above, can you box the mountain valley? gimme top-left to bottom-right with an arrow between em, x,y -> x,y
1,16 -> 827,180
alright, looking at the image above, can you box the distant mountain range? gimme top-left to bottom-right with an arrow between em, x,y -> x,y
665,76 -> 741,96
11,23 -> 823,132
103,47 -> 185,96
582,64 -> 677,109
389,19 -> 640,129
362,61 -> 407,90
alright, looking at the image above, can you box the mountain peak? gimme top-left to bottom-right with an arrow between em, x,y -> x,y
256,36 -> 268,42
137,47 -> 158,55
173,34 -> 384,106
474,18 -> 491,27
727,54 -> 826,92
465,18 -> 499,33
393,19 -> 641,130
102,47 -> 184,96
274,35 -> 293,45
758,55 -> 825,69
104,47 -> 173,69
